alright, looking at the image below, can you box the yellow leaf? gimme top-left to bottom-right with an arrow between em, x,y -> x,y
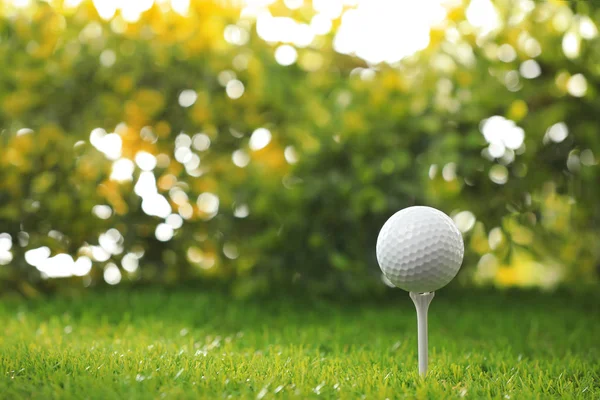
508,100 -> 528,121
133,89 -> 165,117
2,91 -> 37,116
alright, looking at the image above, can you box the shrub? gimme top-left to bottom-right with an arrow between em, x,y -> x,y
1,0 -> 599,295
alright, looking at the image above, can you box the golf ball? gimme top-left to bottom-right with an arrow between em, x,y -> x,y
376,206 -> 464,293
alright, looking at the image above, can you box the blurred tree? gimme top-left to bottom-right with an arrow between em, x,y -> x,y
0,0 -> 598,295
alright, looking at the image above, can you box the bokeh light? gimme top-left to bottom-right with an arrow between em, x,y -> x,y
1,0 -> 599,293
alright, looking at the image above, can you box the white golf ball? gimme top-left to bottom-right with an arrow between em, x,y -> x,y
376,206 -> 464,293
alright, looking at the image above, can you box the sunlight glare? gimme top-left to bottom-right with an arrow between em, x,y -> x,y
104,263 -> 122,285
122,253 -> 140,273
110,158 -> 135,181
0,234 -> 11,252
197,193 -> 220,219
234,204 -> 249,218
0,251 -> 12,265
453,211 -> 476,233
232,150 -> 251,167
25,247 -> 51,267
171,0 -> 190,15
226,80 -> 245,99
519,60 -> 541,79
64,0 -> 84,8
92,205 -> 113,220
546,122 -> 568,143
466,0 -> 501,37
90,128 -> 122,160
13,0 -> 31,8
166,213 -> 184,229
73,257 -> 93,276
284,146 -> 299,164
249,128 -> 272,151
135,171 -> 158,197
142,193 -> 172,218
313,0 -> 343,19
481,116 -> 524,153
155,223 -> 174,242
333,0 -> 446,65
579,16 -> 598,39
284,0 -> 303,10
135,151 -> 158,171
562,32 -> 580,59
310,14 -> 332,35
93,0 -> 118,20
567,74 -> 587,97
275,44 -> 298,66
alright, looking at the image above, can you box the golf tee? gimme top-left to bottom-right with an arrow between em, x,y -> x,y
409,291 -> 435,376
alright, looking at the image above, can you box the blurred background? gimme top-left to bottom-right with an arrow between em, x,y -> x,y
0,0 -> 599,297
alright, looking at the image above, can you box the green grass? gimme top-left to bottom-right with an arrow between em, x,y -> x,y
1,288 -> 598,399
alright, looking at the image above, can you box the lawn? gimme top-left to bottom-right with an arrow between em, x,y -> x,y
1,288 -> 598,399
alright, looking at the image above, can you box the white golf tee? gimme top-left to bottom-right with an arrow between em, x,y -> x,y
409,291 -> 435,376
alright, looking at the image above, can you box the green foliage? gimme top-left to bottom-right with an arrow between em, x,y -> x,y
1,289 -> 599,398
0,0 -> 599,293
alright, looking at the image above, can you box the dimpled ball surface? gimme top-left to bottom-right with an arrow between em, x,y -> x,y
376,206 -> 464,293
